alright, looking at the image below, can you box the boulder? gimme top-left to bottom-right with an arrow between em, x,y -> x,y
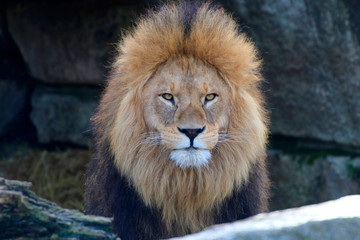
268,151 -> 360,210
0,80 -> 28,137
171,195 -> 360,240
235,0 -> 360,147
30,86 -> 99,146
0,177 -> 116,239
7,1 -> 140,85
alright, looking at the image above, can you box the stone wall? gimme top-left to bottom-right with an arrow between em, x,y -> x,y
1,0 -> 147,144
1,0 -> 359,217
235,0 -> 360,148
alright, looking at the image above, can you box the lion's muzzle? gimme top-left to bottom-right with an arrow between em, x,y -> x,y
177,127 -> 205,147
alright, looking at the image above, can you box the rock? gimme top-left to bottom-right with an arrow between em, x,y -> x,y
0,80 -> 28,137
320,156 -> 360,201
30,86 -> 99,146
0,7 -> 27,80
268,151 -> 360,210
171,195 -> 360,240
0,177 -> 117,239
7,1 -> 140,85
234,0 -> 360,147
268,151 -> 322,210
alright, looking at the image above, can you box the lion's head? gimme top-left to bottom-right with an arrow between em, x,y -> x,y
142,58 -> 231,168
92,2 -> 268,235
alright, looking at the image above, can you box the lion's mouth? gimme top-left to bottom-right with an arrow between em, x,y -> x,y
174,146 -> 207,151
170,148 -> 211,169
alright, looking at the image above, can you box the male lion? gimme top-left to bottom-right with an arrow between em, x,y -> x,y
85,2 -> 269,239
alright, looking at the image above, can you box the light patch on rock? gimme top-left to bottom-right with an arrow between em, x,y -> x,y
171,195 -> 360,240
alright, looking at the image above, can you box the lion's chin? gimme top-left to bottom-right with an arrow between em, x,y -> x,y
170,148 -> 211,169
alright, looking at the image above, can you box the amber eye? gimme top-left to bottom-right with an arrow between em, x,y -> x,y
205,93 -> 217,102
161,93 -> 174,102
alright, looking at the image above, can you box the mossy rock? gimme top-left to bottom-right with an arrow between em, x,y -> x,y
0,178 -> 117,239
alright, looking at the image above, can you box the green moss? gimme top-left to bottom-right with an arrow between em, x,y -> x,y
304,153 -> 328,165
347,161 -> 360,179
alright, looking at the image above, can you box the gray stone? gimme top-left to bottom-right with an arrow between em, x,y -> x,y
235,0 -> 360,147
7,1 -> 139,85
268,151 -> 322,210
171,195 -> 360,240
30,86 -> 99,146
319,156 -> 360,201
268,151 -> 360,210
0,80 -> 28,137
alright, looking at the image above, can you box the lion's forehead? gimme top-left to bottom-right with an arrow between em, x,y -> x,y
150,58 -> 226,96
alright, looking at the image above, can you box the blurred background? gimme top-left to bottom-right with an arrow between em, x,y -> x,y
1,0 -> 359,212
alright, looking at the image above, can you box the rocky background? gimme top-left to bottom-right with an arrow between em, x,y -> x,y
1,0 -> 360,222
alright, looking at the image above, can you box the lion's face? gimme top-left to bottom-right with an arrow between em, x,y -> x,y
142,58 -> 231,168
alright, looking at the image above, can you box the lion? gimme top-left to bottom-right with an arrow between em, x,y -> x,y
85,2 -> 269,239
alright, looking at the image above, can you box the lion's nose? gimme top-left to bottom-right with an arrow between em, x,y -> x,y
178,127 -> 205,146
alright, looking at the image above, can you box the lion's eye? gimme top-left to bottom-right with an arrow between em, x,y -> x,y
161,93 -> 174,102
205,93 -> 217,102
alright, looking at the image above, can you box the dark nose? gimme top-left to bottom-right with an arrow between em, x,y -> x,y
178,127 -> 205,146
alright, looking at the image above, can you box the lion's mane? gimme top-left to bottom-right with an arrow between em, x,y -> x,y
85,2 -> 269,239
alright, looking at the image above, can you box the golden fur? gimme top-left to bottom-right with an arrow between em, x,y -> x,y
91,2 -> 268,236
